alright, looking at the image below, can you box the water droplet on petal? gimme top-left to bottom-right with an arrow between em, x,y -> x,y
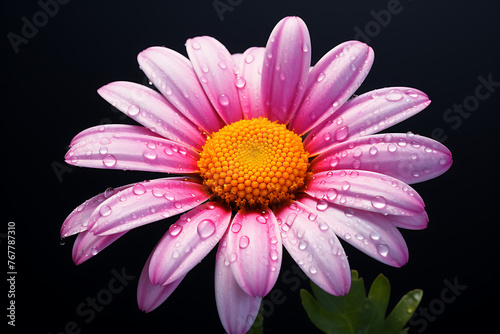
326,189 -> 338,201
370,231 -> 381,240
298,240 -> 308,250
90,247 -> 99,256
102,155 -> 117,167
318,221 -> 329,231
231,222 -> 242,233
127,104 -> 140,116
239,235 -> 250,249
308,212 -> 317,221
191,41 -> 201,50
335,126 -> 349,141
309,266 -> 317,274
169,224 -> 183,237
369,146 -> 378,156
377,244 -> 389,257
256,215 -> 267,224
270,249 -> 279,261
245,54 -> 255,64
371,196 -> 387,209
316,200 -> 328,211
385,92 -> 403,102
197,219 -> 216,239
316,72 -> 326,82
218,94 -> 230,106
439,156 -> 448,165
132,183 -> 146,195
387,143 -> 397,153
99,205 -> 112,217
143,149 -> 157,160
235,77 -> 246,88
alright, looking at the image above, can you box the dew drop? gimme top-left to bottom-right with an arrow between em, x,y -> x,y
235,77 -> 246,88
371,196 -> 387,209
218,94 -> 230,106
102,155 -> 117,167
309,266 -> 318,274
142,149 -> 157,160
308,212 -> 318,221
326,188 -> 338,201
191,41 -> 201,50
99,205 -> 112,217
231,222 -> 242,233
387,143 -> 397,153
270,249 -> 279,261
385,92 -> 404,102
370,231 -> 381,240
90,247 -> 99,256
245,54 -> 255,64
197,219 -> 216,239
169,224 -> 183,237
298,240 -> 308,250
369,146 -> 378,156
329,157 -> 340,168
344,208 -> 354,217
316,200 -> 328,211
239,235 -> 250,249
172,250 -> 180,259
164,147 -> 173,156
256,215 -> 267,224
174,202 -> 183,209
377,244 -> 390,257
132,183 -> 147,195
335,126 -> 349,141
127,104 -> 140,116
318,222 -> 329,231
316,72 -> 326,82
439,156 -> 448,165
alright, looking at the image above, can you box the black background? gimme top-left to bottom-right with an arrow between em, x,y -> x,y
4,0 -> 500,333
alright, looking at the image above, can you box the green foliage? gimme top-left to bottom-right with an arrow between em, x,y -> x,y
300,270 -> 422,334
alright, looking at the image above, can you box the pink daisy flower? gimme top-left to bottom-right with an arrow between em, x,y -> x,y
62,16 -> 452,333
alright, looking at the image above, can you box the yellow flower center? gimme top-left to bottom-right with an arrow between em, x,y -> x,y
198,117 -> 310,210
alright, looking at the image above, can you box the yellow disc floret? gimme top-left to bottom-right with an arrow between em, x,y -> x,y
197,117 -> 310,210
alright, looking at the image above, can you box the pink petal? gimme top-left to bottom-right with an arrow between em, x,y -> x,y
236,47 -> 267,119
231,52 -> 244,65
261,16 -> 311,125
274,200 -> 351,296
149,201 -> 232,286
304,170 -> 425,216
309,133 -> 453,184
186,36 -> 243,125
65,124 -> 199,173
72,230 -> 126,265
215,239 -> 262,334
97,81 -> 206,151
388,212 -> 428,230
137,253 -> 185,313
290,41 -> 374,135
89,177 -> 210,235
225,209 -> 282,297
304,87 -> 431,155
137,46 -> 225,134
61,184 -> 132,237
298,195 -> 409,267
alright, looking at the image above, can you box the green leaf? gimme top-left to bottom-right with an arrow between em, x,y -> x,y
300,289 -> 352,334
300,270 -> 422,334
384,289 -> 423,333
